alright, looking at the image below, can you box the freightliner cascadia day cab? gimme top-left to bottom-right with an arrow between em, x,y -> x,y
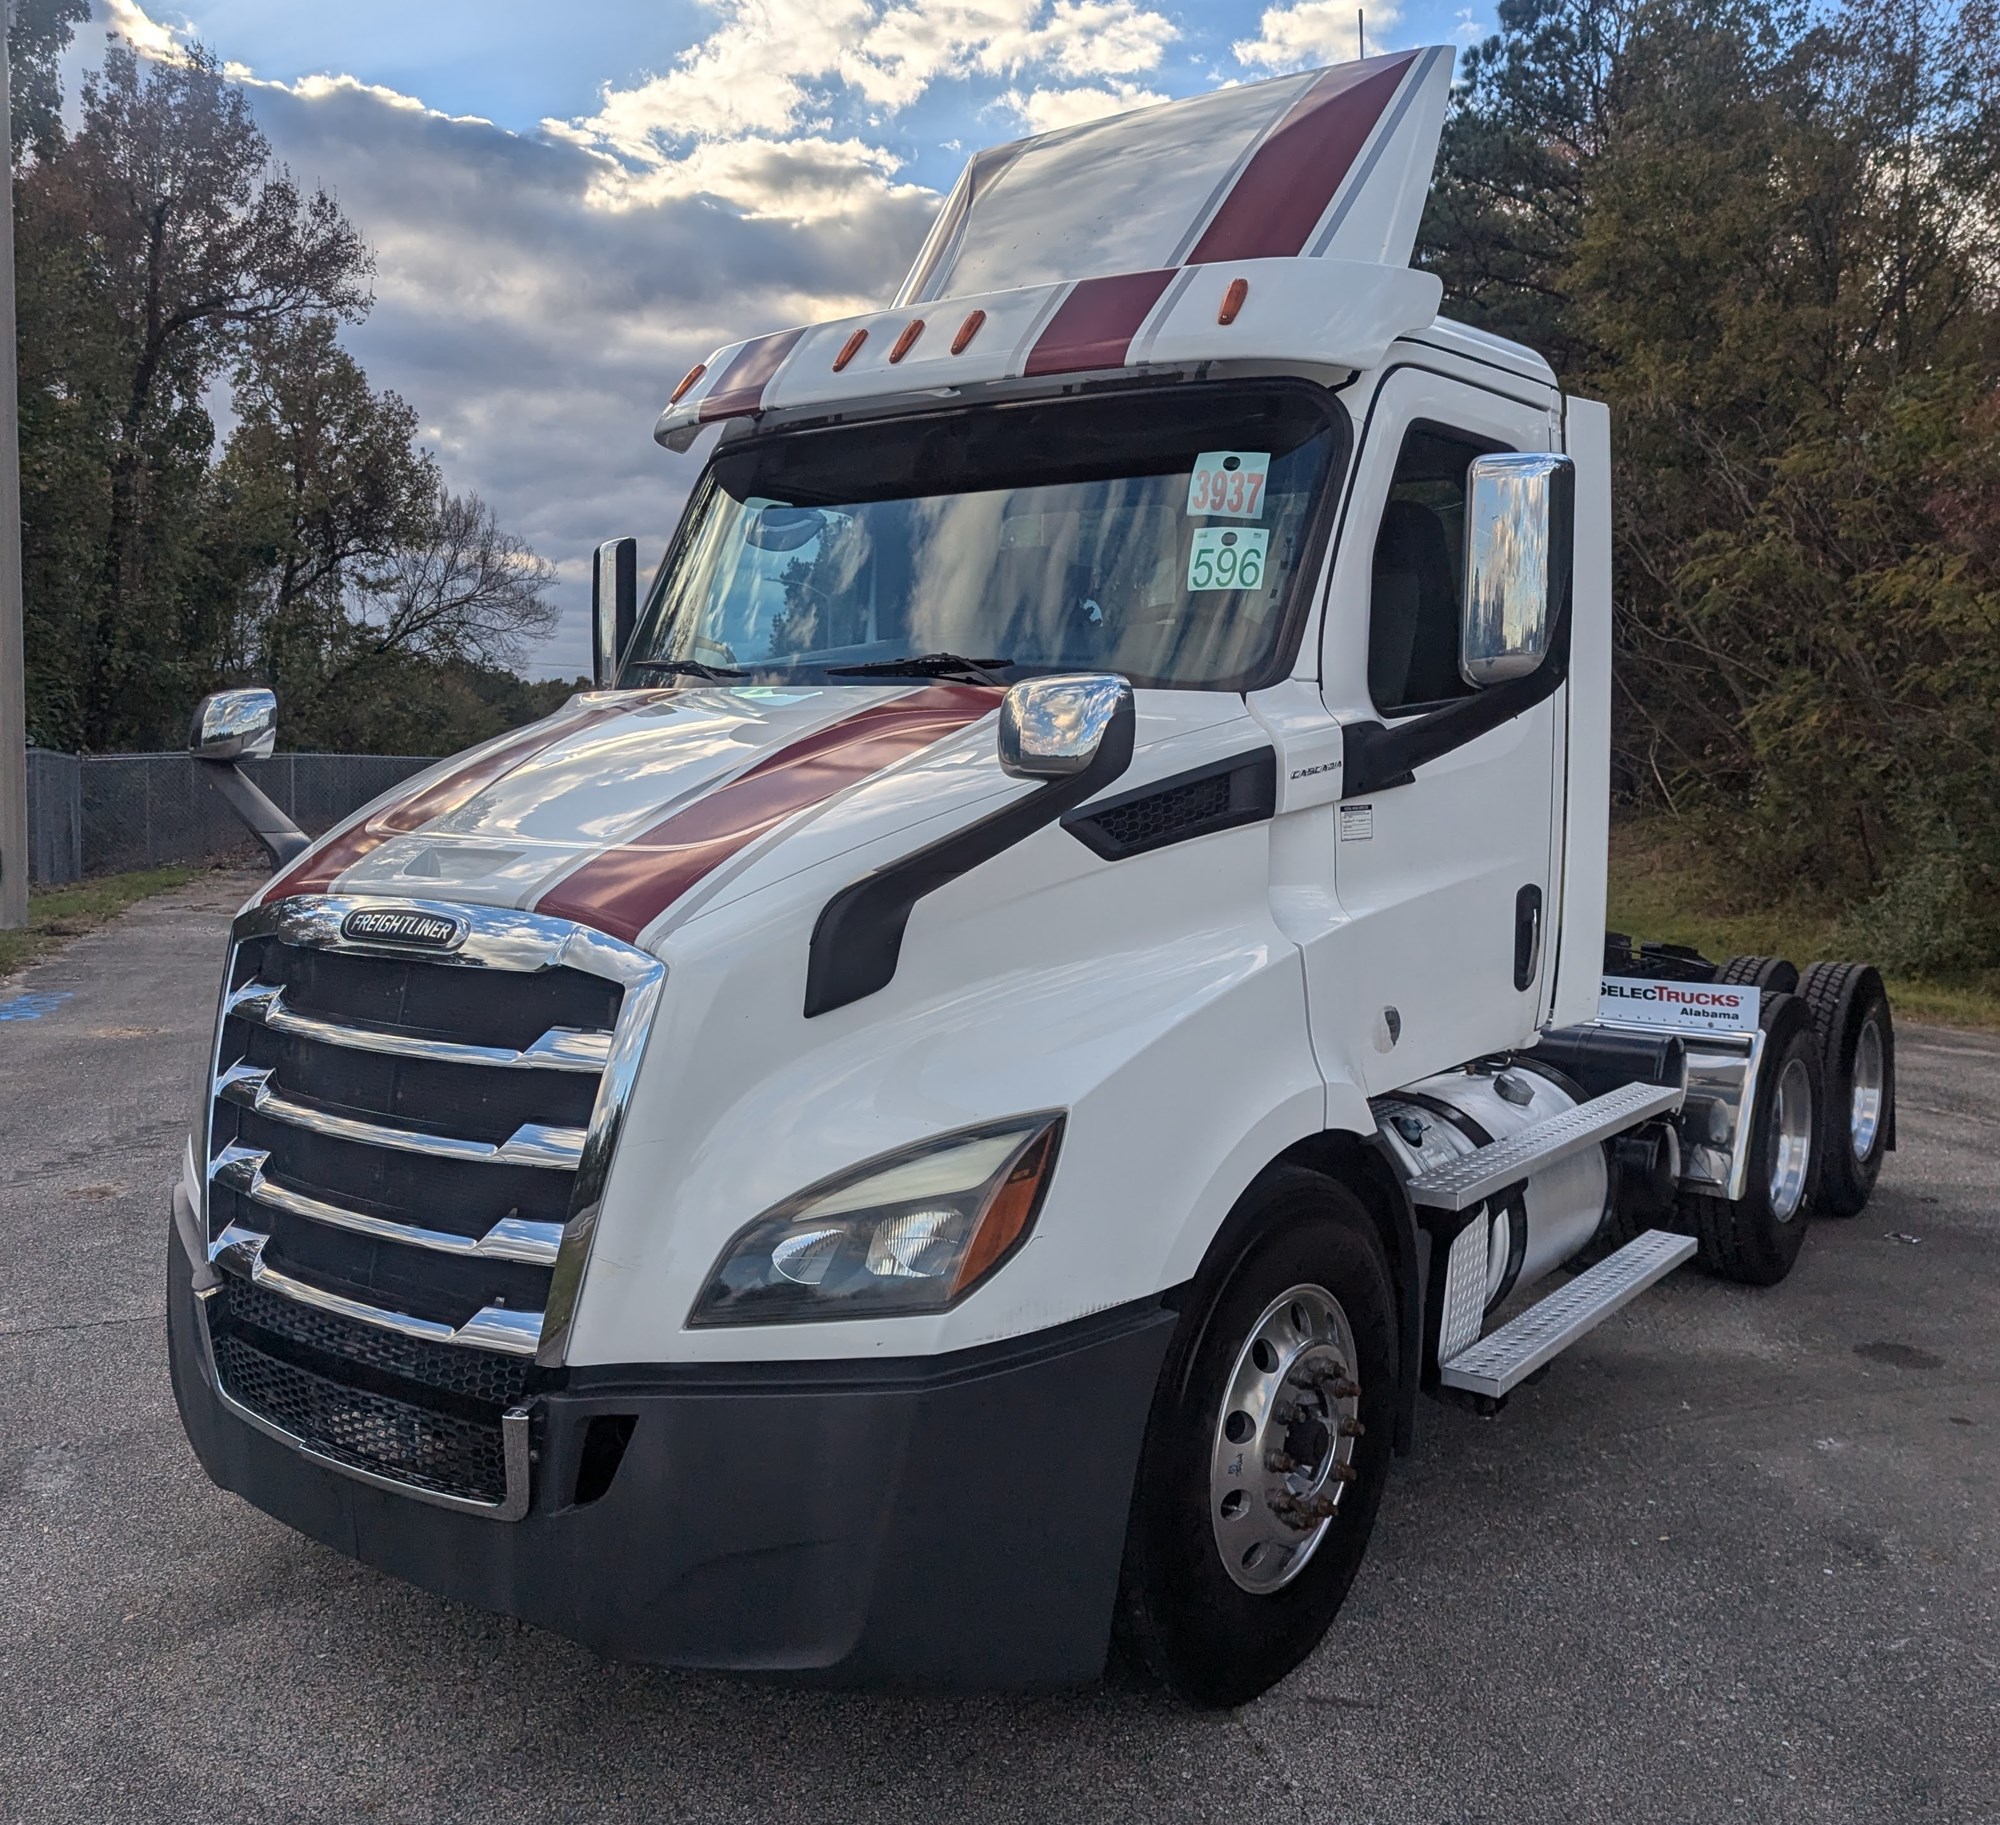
169,49 -> 1899,1706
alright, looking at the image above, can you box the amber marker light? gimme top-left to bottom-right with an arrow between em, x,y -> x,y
888,318 -> 926,363
669,361 -> 707,404
833,328 -> 868,372
950,1120 -> 1062,1296
950,309 -> 987,354
1218,278 -> 1250,326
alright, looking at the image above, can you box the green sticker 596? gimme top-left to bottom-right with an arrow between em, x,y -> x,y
1187,526 -> 1269,591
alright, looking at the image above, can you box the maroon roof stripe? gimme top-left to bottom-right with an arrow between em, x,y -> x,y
1186,53 -> 1418,265
699,327 -> 807,421
1023,269 -> 1178,378
260,698 -> 644,903
533,685 -> 1001,944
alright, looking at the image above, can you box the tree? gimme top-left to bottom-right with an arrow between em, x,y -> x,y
1421,0 -> 2000,961
8,0 -> 89,163
18,41 -> 371,747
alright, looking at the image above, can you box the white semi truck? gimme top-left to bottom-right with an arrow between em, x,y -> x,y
168,49 -> 1897,1706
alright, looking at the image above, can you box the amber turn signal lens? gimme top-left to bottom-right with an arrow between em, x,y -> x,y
951,309 -> 986,354
833,328 -> 868,372
888,318 -> 926,363
669,361 -> 707,404
1218,278 -> 1249,326
951,1121 -> 1061,1295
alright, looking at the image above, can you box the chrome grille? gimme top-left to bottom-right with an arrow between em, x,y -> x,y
198,896 -> 664,1512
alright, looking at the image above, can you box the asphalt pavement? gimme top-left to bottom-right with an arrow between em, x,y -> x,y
2,874 -> 1994,1824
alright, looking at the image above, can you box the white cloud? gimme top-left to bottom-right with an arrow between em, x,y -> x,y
1000,79 -> 1168,133
566,0 -> 1179,166
1233,0 -> 1404,70
100,0 -> 186,59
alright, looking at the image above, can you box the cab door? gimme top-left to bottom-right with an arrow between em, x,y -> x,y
1313,366 -> 1564,1093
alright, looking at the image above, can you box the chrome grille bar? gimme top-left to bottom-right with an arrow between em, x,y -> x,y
209,1224 -> 545,1356
209,1144 -> 564,1266
224,979 -> 613,1072
215,1062 -> 587,1169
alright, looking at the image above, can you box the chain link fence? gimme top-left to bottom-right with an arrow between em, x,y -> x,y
26,750 -> 436,885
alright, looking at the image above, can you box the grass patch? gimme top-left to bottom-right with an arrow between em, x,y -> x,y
1608,818 -> 2000,1029
0,866 -> 201,980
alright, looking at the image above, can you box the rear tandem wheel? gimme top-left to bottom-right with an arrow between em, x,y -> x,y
1681,990 -> 1824,1286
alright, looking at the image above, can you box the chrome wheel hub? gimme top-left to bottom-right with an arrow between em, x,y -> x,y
1768,1054 -> 1815,1220
1209,1284 -> 1362,1595
1850,1017 -> 1885,1161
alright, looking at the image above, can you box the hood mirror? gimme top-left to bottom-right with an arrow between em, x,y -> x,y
998,674 -> 1133,780
593,537 -> 638,687
186,689 -> 309,868
188,688 -> 278,762
1460,452 -> 1575,687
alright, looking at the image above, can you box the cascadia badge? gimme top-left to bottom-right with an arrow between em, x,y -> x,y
340,907 -> 466,950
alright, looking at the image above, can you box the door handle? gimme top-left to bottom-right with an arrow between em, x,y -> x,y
1514,884 -> 1544,991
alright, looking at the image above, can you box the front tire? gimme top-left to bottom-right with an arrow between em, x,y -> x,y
1118,1167 -> 1397,1707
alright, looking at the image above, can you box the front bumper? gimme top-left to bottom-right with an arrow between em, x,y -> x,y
167,1216 -> 1178,1689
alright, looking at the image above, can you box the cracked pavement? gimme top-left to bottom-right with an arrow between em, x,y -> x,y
1,874 -> 1995,1823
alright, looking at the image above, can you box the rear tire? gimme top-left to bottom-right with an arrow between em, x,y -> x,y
1716,953 -> 1800,995
1682,992 -> 1822,1285
1799,961 -> 1894,1216
1117,1167 -> 1397,1708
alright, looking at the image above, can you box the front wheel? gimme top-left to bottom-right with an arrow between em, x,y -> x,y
1117,1168 -> 1398,1707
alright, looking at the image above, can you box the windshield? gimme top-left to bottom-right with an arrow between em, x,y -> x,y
625,382 -> 1346,691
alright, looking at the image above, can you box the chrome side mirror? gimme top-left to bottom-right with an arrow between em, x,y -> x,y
593,537 -> 638,687
188,688 -> 277,762
1460,453 -> 1575,687
186,689 -> 308,868
998,674 -> 1133,780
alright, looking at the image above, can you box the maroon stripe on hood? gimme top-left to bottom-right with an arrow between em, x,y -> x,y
533,685 -> 1001,945
699,327 -> 807,421
1023,269 -> 1178,378
1186,53 -> 1417,264
260,698 -> 644,903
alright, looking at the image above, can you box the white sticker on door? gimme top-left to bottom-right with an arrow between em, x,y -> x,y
1186,451 -> 1270,519
1187,526 -> 1269,592
1338,803 -> 1373,842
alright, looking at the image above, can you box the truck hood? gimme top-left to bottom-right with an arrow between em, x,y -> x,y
258,684 -> 1249,947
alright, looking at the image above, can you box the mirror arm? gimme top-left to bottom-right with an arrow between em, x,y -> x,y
193,757 -> 310,868
803,694 -> 1136,1017
1343,574 -> 1574,800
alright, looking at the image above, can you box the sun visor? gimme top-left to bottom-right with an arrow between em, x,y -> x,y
897,46 -> 1455,307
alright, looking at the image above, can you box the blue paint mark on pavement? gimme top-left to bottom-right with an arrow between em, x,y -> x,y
0,990 -> 74,1021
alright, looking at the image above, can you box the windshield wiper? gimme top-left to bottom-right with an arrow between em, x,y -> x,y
825,653 -> 1013,686
628,658 -> 749,682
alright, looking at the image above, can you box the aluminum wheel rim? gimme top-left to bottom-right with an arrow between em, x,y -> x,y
1209,1283 -> 1361,1595
1768,1054 -> 1814,1220
1849,1017 -> 1885,1161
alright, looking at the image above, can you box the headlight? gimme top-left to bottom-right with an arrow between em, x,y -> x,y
688,1115 -> 1064,1327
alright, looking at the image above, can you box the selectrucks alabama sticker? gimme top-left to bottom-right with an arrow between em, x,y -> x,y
1599,976 -> 1761,1034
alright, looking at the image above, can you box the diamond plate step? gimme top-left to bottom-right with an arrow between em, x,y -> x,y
1405,1079 -> 1683,1212
1438,1228 -> 1698,1398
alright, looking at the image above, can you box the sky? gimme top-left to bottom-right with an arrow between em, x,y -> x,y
70,0 -> 1494,678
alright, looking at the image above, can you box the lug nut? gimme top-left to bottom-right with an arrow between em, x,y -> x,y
1325,1379 -> 1361,1400
1327,1461 -> 1358,1484
1266,1452 -> 1299,1474
1339,1417 -> 1367,1439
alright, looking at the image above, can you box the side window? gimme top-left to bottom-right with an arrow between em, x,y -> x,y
1366,424 -> 1496,715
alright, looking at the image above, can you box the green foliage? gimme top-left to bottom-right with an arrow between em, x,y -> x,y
11,29 -> 558,759
1424,0 -> 2000,969
0,866 -> 199,980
